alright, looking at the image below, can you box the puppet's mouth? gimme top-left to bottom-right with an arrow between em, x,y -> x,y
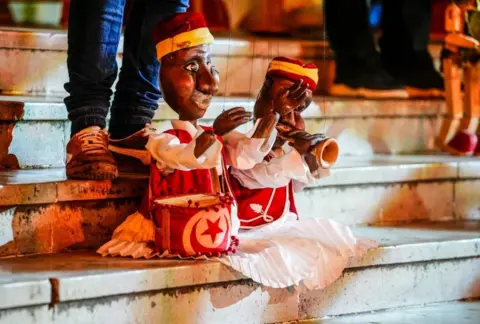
192,92 -> 212,110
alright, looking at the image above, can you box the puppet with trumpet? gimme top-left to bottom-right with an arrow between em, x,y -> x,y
229,57 -> 339,228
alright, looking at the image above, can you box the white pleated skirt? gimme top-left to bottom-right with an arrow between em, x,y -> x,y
223,216 -> 377,290
98,212 -> 377,291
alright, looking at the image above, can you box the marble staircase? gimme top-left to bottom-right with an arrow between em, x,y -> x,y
320,301 -> 480,324
2,155 -> 480,258
0,28 -> 332,97
0,95 -> 446,168
0,28 -> 479,323
0,223 -> 479,323
0,28 -> 443,97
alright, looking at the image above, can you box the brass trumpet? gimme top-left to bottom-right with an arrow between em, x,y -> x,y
276,124 -> 339,169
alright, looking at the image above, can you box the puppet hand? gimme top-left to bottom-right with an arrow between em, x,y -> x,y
273,80 -> 309,117
252,110 -> 280,139
194,130 -> 217,158
286,130 -> 325,154
213,107 -> 252,136
304,152 -> 320,173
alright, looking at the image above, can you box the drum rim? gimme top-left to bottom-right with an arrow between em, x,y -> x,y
153,193 -> 233,208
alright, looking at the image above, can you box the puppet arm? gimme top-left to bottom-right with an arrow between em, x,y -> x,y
230,146 -> 327,190
146,129 -> 222,172
223,118 -> 278,169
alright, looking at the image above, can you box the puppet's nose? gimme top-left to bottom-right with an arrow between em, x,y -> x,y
197,66 -> 219,95
281,111 -> 296,128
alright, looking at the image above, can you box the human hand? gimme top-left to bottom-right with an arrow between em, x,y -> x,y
213,107 -> 252,136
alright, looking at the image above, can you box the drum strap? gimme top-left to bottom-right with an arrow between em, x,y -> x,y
220,151 -> 237,207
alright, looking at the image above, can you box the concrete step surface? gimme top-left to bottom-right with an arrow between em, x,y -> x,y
0,221 -> 478,323
1,155 -> 480,257
0,95 -> 446,168
0,28 -> 331,97
0,27 -> 443,97
318,300 -> 480,324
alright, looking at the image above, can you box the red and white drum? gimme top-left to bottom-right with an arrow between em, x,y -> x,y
152,193 -> 238,257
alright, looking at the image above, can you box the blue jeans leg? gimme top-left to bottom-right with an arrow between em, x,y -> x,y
64,0 -> 125,136
109,0 -> 189,139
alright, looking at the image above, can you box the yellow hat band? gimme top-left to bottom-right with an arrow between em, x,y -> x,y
156,27 -> 214,60
268,60 -> 319,85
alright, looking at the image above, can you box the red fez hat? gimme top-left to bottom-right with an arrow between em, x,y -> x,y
153,12 -> 214,60
267,57 -> 319,90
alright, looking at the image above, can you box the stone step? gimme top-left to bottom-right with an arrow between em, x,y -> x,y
0,222 -> 479,323
0,28 -> 443,97
2,155 -> 480,257
320,300 -> 480,324
0,96 -> 446,168
0,28 -> 331,97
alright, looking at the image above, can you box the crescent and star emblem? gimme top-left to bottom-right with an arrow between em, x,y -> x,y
201,218 -> 224,243
182,208 -> 231,255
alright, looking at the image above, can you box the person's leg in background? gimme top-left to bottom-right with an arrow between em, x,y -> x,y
107,0 -> 189,172
324,0 -> 407,98
380,0 -> 444,97
64,0 -> 125,180
64,0 -> 190,179
109,0 -> 189,140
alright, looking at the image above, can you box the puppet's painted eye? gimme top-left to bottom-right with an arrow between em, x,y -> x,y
296,105 -> 307,113
185,62 -> 199,72
211,65 -> 219,75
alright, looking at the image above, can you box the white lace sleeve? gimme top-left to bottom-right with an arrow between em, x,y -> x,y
232,147 -> 330,190
223,119 -> 277,170
146,130 -> 222,172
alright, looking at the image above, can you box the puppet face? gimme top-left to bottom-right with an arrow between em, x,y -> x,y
160,45 -> 220,121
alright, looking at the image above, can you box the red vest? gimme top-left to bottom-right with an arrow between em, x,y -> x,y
229,171 -> 298,229
150,128 -> 216,198
138,127 -> 219,217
